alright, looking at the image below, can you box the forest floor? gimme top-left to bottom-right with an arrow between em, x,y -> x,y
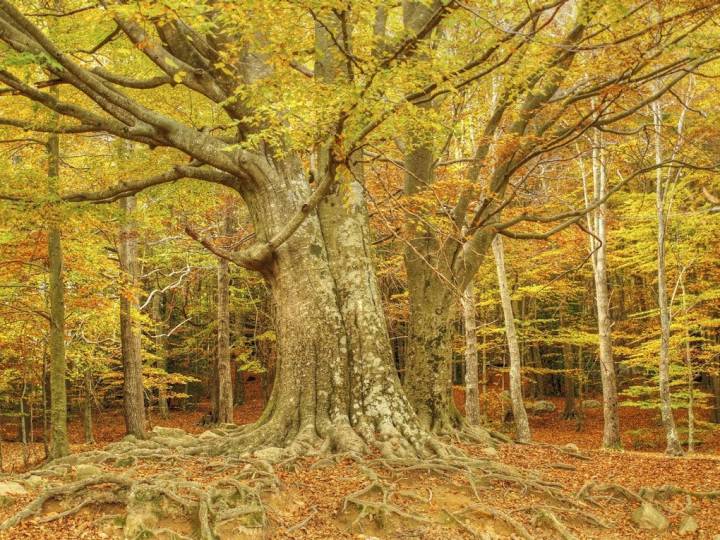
1,382 -> 719,539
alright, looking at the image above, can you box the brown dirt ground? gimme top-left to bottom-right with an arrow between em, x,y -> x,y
0,381 -> 719,539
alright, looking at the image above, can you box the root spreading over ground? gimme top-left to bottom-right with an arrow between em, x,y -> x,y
0,425 -> 718,539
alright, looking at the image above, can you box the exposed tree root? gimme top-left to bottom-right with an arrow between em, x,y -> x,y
647,484 -> 720,501
579,481 -> 646,505
1,425 -> 710,539
418,409 -> 507,449
1,467 -> 273,539
351,453 -> 610,537
531,441 -> 591,461
0,429 -> 278,539
441,508 -> 481,537
534,509 -> 577,540
285,505 -> 318,534
0,474 -> 133,530
454,504 -> 534,540
579,480 -> 720,518
341,465 -> 429,528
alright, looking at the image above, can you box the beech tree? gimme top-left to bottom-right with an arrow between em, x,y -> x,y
492,235 -> 531,442
651,95 -> 686,456
47,123 -> 69,458
580,134 -> 621,449
211,207 -> 234,425
461,281 -> 481,426
2,4 -> 720,538
0,0 -> 718,458
118,195 -> 146,438
380,0 -> 719,438
0,0 -> 469,456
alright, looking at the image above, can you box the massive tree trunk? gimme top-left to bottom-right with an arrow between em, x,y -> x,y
210,10 -> 443,457
581,137 -> 621,449
221,156 -> 435,458
213,209 -> 234,424
462,282 -> 481,426
47,130 -> 69,459
118,195 -> 147,438
492,235 -> 531,443
398,0 -> 466,435
398,0 -> 593,437
652,100 -> 683,456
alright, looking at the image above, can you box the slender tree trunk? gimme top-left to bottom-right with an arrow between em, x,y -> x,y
235,366 -> 245,406
481,329 -> 488,420
29,400 -> 34,444
151,293 -> 169,419
214,209 -> 234,424
209,350 -> 218,421
576,344 -> 586,431
652,100 -> 683,456
118,195 -> 146,438
562,342 -> 577,419
462,282 -> 481,426
47,130 -> 69,460
157,368 -> 169,419
42,348 -> 49,457
492,235 -> 531,442
83,370 -> 95,444
20,380 -> 29,467
680,279 -> 694,452
580,137 -> 621,449
711,374 -> 720,424
531,343 -> 545,398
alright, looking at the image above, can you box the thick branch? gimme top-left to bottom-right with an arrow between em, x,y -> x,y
91,67 -> 173,90
62,165 -> 243,203
0,1 -> 252,179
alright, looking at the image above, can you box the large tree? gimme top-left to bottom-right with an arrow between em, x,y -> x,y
0,0 -> 464,457
1,0 -> 718,456
385,0 -> 720,437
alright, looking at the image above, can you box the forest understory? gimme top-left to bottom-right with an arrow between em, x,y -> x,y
1,381 -> 718,540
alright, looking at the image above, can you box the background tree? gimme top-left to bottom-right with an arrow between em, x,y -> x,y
492,235 -> 531,442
